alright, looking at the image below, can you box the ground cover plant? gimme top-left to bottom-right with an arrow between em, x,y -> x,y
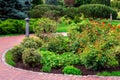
5,17 -> 120,76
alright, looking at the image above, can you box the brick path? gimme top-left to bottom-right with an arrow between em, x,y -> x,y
0,35 -> 120,80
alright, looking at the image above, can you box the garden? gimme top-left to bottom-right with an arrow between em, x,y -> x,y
1,0 -> 120,76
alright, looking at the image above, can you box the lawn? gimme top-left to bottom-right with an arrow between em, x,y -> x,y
5,50 -> 16,66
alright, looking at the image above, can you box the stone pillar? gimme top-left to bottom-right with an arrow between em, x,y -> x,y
110,13 -> 112,22
25,18 -> 30,37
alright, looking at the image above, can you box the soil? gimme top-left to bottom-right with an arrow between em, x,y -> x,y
15,61 -> 120,75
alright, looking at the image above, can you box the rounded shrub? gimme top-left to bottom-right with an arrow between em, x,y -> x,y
79,4 -> 117,19
21,37 -> 43,49
34,18 -> 57,40
0,19 -> 24,35
11,45 -> 25,62
29,5 -> 63,18
22,48 -> 41,67
62,66 -> 81,75
47,34 -> 70,54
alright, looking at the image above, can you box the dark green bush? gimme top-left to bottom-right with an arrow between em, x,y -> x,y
45,0 -> 58,5
22,48 -> 41,67
79,4 -> 117,19
11,45 -> 25,62
29,5 -> 63,18
62,66 -> 81,75
91,0 -> 110,6
63,7 -> 81,19
21,37 -> 43,49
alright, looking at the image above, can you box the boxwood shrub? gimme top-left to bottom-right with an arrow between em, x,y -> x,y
79,4 -> 117,19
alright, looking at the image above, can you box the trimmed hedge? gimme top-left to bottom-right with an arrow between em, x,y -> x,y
79,4 -> 117,19
29,5 -> 63,19
29,4 -> 81,19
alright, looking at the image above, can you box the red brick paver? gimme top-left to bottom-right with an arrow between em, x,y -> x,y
0,35 -> 120,80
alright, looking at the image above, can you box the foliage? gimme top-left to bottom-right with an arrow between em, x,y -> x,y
45,0 -> 58,5
40,51 -> 81,68
34,18 -> 57,40
0,19 -> 24,35
63,7 -> 80,19
0,0 -> 32,19
75,0 -> 92,7
11,45 -> 25,62
29,5 -> 63,18
5,50 -> 16,66
69,19 -> 120,70
32,0 -> 43,7
64,0 -> 75,7
41,65 -> 52,72
22,48 -> 41,67
62,66 -> 81,75
91,0 -> 110,6
79,4 -> 117,19
111,1 -> 120,10
21,37 -> 43,49
97,71 -> 120,76
47,35 -> 70,54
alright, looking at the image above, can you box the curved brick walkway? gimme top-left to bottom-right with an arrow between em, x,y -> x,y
0,35 -> 120,80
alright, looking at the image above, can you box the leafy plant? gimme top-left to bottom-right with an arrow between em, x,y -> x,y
22,48 -> 41,67
21,37 -> 43,49
34,18 -> 57,40
62,66 -> 81,75
41,65 -> 52,72
47,34 -> 70,54
11,45 -> 25,62
97,71 -> 120,76
79,4 -> 117,19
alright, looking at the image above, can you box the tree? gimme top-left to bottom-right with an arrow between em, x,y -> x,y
32,0 -> 43,7
75,0 -> 92,7
64,0 -> 75,7
45,0 -> 58,5
91,0 -> 110,6
0,0 -> 32,19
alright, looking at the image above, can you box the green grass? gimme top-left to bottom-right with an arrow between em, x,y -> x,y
56,22 -> 70,32
111,20 -> 120,25
97,71 -> 120,76
5,50 -> 16,66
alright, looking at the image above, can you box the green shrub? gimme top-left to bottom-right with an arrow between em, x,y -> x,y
29,5 -> 63,18
11,45 -> 25,62
79,4 -> 117,19
111,1 -> 120,10
114,46 -> 120,64
97,71 -> 120,76
34,18 -> 57,40
47,34 -> 70,54
45,0 -> 58,5
81,45 -> 107,70
91,0 -> 110,6
22,48 -> 41,67
62,66 -> 81,75
63,7 -> 80,19
21,37 -> 43,49
41,51 -> 81,68
68,19 -> 120,70
41,65 -> 52,72
0,19 -> 24,35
